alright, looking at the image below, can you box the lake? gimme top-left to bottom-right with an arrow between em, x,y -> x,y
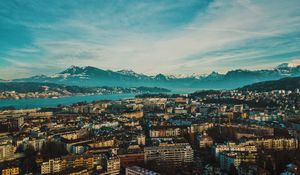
0,88 -> 202,109
0,93 -> 136,109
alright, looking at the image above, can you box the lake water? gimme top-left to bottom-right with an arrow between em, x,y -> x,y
0,93 -> 136,109
0,88 -> 202,109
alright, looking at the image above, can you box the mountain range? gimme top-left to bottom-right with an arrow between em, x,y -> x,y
10,63 -> 300,89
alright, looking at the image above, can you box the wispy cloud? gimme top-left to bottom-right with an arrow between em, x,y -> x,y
0,0 -> 300,79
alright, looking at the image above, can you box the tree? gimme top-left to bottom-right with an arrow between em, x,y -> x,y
22,145 -> 38,173
229,164 -> 238,175
41,141 -> 68,158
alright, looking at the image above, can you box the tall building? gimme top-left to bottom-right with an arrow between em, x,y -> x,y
144,143 -> 193,166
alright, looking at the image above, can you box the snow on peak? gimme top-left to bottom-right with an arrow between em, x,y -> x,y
167,73 -> 205,79
276,62 -> 300,69
117,69 -> 146,78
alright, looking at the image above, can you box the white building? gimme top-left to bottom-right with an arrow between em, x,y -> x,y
126,166 -> 160,175
144,143 -> 193,166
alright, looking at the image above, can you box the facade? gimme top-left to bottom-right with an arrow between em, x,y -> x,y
88,138 -> 115,148
126,166 -> 160,175
144,143 -> 193,166
187,123 -> 214,134
105,156 -> 120,175
242,137 -> 298,150
41,158 -> 62,174
1,167 -> 19,175
149,127 -> 181,138
197,131 -> 214,148
137,134 -> 146,146
40,155 -> 94,174
213,142 -> 257,158
219,151 -> 257,171
0,144 -> 14,162
119,153 -> 144,168
121,111 -> 144,119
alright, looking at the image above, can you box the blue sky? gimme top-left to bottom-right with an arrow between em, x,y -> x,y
1,0 -> 300,79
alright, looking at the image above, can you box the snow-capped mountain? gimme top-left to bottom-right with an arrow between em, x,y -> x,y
117,69 -> 149,79
166,73 -> 205,79
276,62 -> 300,69
12,62 -> 300,89
0,79 -> 9,82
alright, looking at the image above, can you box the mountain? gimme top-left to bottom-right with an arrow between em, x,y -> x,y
0,79 -> 9,82
239,76 -> 300,92
12,63 -> 300,89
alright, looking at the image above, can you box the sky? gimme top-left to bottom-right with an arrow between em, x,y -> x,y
1,0 -> 300,79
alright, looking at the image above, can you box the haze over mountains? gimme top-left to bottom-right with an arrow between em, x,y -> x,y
11,63 -> 300,89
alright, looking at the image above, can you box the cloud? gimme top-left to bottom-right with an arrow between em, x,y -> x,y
0,0 -> 300,79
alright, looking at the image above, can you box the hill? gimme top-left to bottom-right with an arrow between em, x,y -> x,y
239,77 -> 300,91
0,82 -> 170,94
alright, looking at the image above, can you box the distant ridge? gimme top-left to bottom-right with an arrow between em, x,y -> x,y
239,76 -> 300,92
11,62 -> 300,89
0,82 -> 170,94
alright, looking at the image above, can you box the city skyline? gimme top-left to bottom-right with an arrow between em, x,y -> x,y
1,0 -> 300,79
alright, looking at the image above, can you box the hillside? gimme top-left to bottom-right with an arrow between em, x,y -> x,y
0,82 -> 170,94
239,77 -> 300,91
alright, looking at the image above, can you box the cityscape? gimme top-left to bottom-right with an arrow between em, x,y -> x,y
1,1 -> 300,175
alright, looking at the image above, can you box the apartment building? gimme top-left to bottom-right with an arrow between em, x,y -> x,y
144,143 -> 193,166
126,166 -> 160,175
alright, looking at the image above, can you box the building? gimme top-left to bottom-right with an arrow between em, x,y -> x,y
27,138 -> 46,151
238,164 -> 270,175
121,110 -> 144,119
0,143 -> 14,162
137,134 -> 146,146
40,154 -> 94,174
1,167 -> 19,175
119,153 -> 144,168
219,151 -> 257,171
61,167 -> 90,175
212,142 -> 257,158
241,137 -> 298,150
144,143 -> 193,166
149,126 -> 182,138
88,138 -> 115,148
187,123 -> 214,134
105,156 -> 120,175
233,105 -> 244,113
197,131 -> 214,148
41,158 -> 62,174
174,107 -> 187,114
126,166 -> 160,175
